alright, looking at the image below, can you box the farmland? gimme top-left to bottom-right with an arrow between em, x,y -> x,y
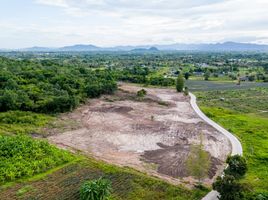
0,158 -> 208,200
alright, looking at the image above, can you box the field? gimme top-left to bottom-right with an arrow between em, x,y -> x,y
0,158 -> 208,200
48,83 -> 230,185
186,80 -> 268,92
195,86 -> 268,194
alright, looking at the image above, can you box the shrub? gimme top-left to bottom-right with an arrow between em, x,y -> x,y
225,155 -> 247,179
137,89 -> 147,98
80,178 -> 112,200
184,87 -> 189,96
212,175 -> 245,200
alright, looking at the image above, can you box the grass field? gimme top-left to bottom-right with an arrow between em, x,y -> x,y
0,111 -> 54,135
0,157 -> 208,200
186,80 -> 268,92
195,87 -> 268,194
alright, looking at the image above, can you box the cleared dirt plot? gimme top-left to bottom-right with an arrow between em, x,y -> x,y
49,83 -> 231,185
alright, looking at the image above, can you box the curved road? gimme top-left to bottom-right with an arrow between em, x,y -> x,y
189,93 -> 243,200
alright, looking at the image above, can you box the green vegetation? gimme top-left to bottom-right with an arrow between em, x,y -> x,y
0,135 -> 73,183
187,136 -> 211,184
80,178 -> 112,200
0,158 -> 208,199
213,175 -> 245,200
196,88 -> 268,195
213,155 -> 248,200
136,89 -> 147,98
0,111 -> 53,135
176,74 -> 184,92
117,66 -> 175,87
16,185 -> 35,197
225,155 -> 248,179
0,57 -> 117,113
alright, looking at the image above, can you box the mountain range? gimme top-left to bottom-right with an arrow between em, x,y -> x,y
4,42 -> 268,52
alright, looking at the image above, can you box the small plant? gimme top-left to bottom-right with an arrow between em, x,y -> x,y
183,87 -> 189,96
137,89 -> 147,98
80,177 -> 112,200
186,134 -> 211,183
16,185 -> 35,196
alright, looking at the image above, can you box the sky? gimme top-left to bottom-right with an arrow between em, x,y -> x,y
1,0 -> 268,48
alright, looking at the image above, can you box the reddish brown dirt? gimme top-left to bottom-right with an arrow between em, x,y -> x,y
48,83 -> 231,185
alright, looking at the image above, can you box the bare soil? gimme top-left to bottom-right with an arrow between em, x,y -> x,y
48,83 -> 231,185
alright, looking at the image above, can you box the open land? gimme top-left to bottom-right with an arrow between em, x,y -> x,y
48,83 -> 231,185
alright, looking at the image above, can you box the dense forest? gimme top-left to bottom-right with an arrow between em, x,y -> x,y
0,57 -> 117,113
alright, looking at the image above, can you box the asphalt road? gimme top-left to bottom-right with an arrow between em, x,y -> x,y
189,93 -> 243,200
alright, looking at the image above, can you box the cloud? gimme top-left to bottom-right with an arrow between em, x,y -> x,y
1,0 -> 268,48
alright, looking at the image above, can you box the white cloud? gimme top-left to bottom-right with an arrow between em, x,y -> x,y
1,0 -> 268,48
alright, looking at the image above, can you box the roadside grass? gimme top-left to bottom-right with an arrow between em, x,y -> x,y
0,111 -> 54,135
196,88 -> 268,115
0,158 -> 208,200
196,87 -> 268,193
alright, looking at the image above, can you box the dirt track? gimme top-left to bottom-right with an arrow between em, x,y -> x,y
48,83 -> 231,185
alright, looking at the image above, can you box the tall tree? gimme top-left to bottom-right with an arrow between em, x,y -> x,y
176,74 -> 184,92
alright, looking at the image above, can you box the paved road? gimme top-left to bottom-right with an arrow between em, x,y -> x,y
189,93 -> 243,200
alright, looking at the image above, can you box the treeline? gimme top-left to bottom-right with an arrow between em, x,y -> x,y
0,57 -> 117,113
116,66 -> 175,86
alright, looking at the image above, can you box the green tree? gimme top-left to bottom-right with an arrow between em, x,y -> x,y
225,155 -> 247,179
187,135 -> 211,183
176,74 -> 184,92
204,71 -> 210,81
184,72 -> 190,80
80,178 -> 112,200
213,175 -> 245,200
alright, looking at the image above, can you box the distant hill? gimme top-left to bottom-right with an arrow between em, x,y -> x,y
131,47 -> 159,52
8,42 -> 268,52
59,44 -> 101,51
20,46 -> 56,52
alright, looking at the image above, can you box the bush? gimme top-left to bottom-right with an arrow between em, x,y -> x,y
213,175 -> 245,200
137,89 -> 147,98
225,155 -> 247,179
80,178 -> 112,200
0,135 -> 73,183
184,87 -> 189,96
